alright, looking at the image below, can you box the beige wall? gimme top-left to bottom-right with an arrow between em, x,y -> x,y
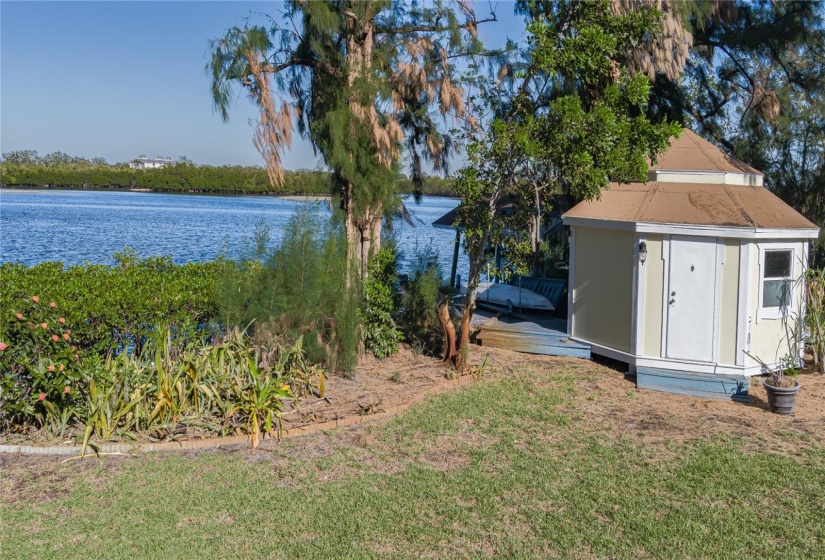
576,231 -> 809,368
641,235 -> 739,364
641,235 -> 664,357
572,227 -> 633,352
718,240 -> 740,365
748,241 -> 807,367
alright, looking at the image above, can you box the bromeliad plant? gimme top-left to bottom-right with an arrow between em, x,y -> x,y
228,355 -> 291,448
2,306 -> 320,448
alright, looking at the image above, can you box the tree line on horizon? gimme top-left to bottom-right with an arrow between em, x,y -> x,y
0,150 -> 456,196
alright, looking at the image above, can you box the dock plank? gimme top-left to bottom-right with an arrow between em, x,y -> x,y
479,320 -> 569,337
478,331 -> 589,350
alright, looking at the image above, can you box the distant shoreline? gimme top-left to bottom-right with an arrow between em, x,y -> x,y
0,185 -> 458,200
277,194 -> 331,201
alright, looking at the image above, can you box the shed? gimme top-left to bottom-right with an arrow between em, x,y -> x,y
562,130 -> 820,400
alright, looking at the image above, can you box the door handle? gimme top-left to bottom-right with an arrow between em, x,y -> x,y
669,298 -> 676,305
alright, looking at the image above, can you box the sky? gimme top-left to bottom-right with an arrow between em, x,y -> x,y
0,1 -> 525,169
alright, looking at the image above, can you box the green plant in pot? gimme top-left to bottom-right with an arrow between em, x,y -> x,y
763,352 -> 801,415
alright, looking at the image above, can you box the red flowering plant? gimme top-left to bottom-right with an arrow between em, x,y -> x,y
0,295 -> 83,432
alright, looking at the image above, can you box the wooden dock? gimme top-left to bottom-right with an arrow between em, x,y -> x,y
474,312 -> 591,359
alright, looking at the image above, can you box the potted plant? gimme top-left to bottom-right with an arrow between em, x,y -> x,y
763,353 -> 801,415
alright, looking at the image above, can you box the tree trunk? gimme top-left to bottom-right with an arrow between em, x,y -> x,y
456,243 -> 485,372
437,294 -> 457,365
358,201 -> 383,274
342,180 -> 360,286
531,186 -> 542,276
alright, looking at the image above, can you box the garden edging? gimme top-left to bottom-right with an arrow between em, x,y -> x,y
0,372 -> 478,456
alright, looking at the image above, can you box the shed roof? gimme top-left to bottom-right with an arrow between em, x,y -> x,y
565,128 -> 817,232
563,181 -> 817,230
432,195 -> 574,230
651,129 -> 762,175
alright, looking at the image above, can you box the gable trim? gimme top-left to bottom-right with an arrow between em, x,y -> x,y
562,216 -> 819,240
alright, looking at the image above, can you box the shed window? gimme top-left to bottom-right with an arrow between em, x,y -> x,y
762,249 -> 792,308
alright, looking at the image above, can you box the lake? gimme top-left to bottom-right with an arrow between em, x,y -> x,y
0,189 -> 469,279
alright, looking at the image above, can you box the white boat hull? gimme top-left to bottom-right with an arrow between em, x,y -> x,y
462,282 -> 555,311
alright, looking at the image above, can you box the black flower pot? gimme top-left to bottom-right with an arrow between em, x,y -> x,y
763,380 -> 801,415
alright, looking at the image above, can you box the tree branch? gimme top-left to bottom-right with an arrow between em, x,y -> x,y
377,14 -> 497,36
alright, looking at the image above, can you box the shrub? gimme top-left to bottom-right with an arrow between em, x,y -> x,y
0,253 -> 222,355
400,245 -> 445,355
0,296 -> 85,431
214,208 -> 360,372
361,247 -> 403,359
1,325 -> 321,447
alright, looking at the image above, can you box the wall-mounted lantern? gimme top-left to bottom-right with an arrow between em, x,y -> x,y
638,241 -> 648,264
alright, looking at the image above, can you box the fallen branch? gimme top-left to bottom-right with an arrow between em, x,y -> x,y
59,452 -> 135,463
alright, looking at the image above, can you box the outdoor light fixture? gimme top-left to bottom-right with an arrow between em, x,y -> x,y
638,241 -> 648,263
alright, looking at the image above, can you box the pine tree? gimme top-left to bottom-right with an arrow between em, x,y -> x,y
208,1 -> 498,276
645,0 -> 825,261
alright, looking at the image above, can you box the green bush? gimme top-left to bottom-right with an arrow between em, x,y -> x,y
0,296 -> 85,430
0,252 -> 222,356
0,208 -> 392,441
361,247 -> 403,359
400,246 -> 445,355
214,208 -> 360,372
1,325 -> 319,446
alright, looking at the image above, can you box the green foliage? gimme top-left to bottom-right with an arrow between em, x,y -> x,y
227,349 -> 291,447
0,210 -> 364,441
400,246 -> 445,355
360,247 -> 403,359
455,0 -> 679,294
1,323 -> 321,447
806,267 -> 825,372
0,296 -> 84,430
0,152 -> 457,196
0,254 -> 221,356
647,1 -> 825,263
214,209 -> 360,372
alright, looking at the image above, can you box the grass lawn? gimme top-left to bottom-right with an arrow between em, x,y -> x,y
2,358 -> 824,559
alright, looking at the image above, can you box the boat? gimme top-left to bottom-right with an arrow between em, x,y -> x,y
461,282 -> 555,312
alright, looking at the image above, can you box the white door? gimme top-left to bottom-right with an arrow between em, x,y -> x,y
665,236 -> 718,362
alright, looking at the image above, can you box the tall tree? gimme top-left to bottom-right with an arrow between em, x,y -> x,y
451,0 -> 680,367
646,0 -> 825,261
208,1 -> 497,275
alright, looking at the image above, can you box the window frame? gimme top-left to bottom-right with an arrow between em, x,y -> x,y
757,244 -> 796,321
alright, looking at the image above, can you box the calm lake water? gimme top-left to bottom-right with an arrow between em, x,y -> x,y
0,189 -> 468,278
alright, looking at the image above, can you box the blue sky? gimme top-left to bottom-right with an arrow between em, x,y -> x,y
1,1 -> 525,168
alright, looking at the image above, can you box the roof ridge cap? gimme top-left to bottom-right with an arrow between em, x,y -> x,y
634,182 -> 659,221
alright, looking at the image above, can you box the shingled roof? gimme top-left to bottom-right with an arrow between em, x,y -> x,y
564,130 -> 817,231
651,129 -> 762,175
563,181 -> 817,230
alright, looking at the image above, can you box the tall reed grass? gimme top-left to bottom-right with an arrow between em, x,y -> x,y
806,267 -> 825,372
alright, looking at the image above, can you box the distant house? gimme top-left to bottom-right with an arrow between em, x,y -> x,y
129,155 -> 174,169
